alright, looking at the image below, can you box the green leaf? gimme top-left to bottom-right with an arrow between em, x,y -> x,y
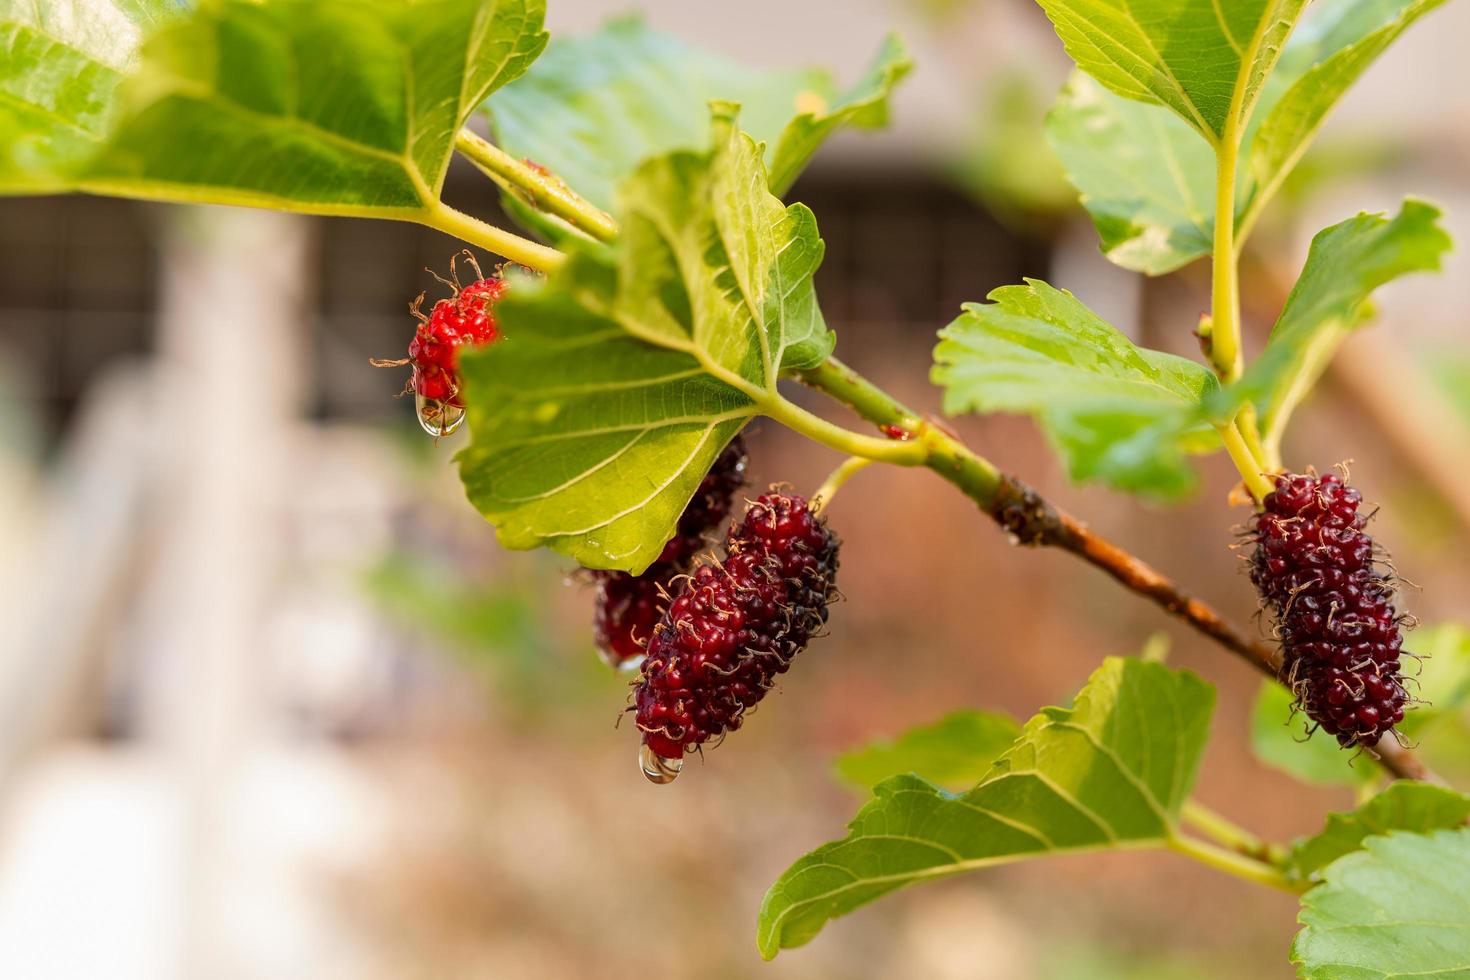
1289,782 -> 1470,879
456,105 -> 833,571
1045,0 -> 1450,275
1033,0 -> 1306,144
932,279 -> 1219,498
0,0 -> 177,191
765,33 -> 912,197
949,71 -> 1076,227
1219,199 -> 1450,457
486,17 -> 910,211
1399,623 -> 1470,739
1046,72 -> 1216,275
1250,681 -> 1376,788
758,657 -> 1214,958
834,710 -> 1023,794
1248,0 -> 1447,228
12,0 -> 547,216
1293,828 -> 1470,979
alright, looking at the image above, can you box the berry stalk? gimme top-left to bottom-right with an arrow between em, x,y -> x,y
423,199 -> 565,273
1167,834 -> 1305,895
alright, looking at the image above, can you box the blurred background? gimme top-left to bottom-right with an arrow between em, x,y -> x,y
2,1 -> 1469,977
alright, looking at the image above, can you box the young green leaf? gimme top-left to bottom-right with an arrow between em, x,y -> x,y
15,0 -> 547,217
485,17 -> 910,211
456,105 -> 834,571
1246,0 -> 1447,235
1220,199 -> 1450,459
834,710 -> 1023,794
1288,783 -> 1470,879
0,0 -> 177,190
758,657 -> 1214,958
765,33 -> 912,197
1293,828 -> 1470,979
1046,73 -> 1216,275
932,279 -> 1219,498
1033,0 -> 1307,145
1045,0 -> 1450,274
1398,623 -> 1470,739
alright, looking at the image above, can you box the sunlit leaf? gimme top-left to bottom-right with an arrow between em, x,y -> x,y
486,17 -> 910,213
0,0 -> 177,190
1247,0 -> 1448,228
457,105 -> 833,571
1034,0 -> 1306,144
4,0 -> 548,221
1045,0 -> 1449,274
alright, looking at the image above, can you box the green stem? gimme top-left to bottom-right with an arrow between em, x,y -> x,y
795,358 -> 1003,507
1236,404 -> 1270,474
812,457 -> 873,514
1218,415 -> 1273,503
763,395 -> 929,467
1182,800 -> 1282,864
454,129 -> 619,243
1168,834 -> 1304,895
423,200 -> 565,273
1210,140 -> 1243,382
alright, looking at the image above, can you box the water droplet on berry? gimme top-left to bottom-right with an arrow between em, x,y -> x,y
415,392 -> 465,437
639,743 -> 683,784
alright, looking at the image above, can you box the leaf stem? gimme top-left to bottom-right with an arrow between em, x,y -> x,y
812,457 -> 873,514
794,358 -> 1002,505
1218,415 -> 1274,503
1168,834 -> 1305,894
1181,800 -> 1282,864
421,200 -> 566,273
453,129 -> 619,243
762,396 -> 930,466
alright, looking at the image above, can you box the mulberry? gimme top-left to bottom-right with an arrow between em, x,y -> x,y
1249,471 -> 1412,748
591,437 -> 747,668
634,490 -> 839,782
373,251 -> 505,436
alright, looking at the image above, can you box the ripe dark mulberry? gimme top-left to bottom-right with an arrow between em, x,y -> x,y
372,251 -> 505,436
591,437 -> 747,668
634,490 -> 840,777
1249,471 -> 1412,747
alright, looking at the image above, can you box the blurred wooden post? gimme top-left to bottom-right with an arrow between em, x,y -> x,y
144,206 -> 311,977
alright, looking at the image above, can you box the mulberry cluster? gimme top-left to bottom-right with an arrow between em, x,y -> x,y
591,437 -> 747,668
373,251 -> 505,436
1249,471 -> 1411,747
634,490 -> 840,780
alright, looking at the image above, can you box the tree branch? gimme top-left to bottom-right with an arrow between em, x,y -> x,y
797,357 -> 1437,784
